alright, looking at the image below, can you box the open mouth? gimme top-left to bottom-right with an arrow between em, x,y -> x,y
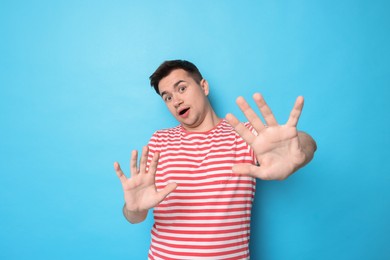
179,108 -> 190,115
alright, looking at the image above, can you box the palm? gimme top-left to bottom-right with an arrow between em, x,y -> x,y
226,93 -> 306,180
252,125 -> 306,179
121,170 -> 161,212
114,147 -> 177,212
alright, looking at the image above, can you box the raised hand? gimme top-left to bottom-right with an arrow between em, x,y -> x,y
226,93 -> 315,180
114,146 -> 177,222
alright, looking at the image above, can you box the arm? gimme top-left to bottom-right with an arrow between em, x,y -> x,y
114,146 -> 177,224
122,204 -> 148,224
297,131 -> 317,170
226,94 -> 317,180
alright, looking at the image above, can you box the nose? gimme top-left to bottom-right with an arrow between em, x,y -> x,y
173,95 -> 183,108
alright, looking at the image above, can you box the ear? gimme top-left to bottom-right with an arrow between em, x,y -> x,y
200,79 -> 210,96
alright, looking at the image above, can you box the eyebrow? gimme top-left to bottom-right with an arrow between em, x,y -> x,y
160,80 -> 186,97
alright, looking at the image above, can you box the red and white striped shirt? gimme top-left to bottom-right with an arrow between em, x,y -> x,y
147,119 -> 256,260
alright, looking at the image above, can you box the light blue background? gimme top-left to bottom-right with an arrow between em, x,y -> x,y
1,0 -> 389,259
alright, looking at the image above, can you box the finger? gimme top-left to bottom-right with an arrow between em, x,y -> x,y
139,146 -> 149,174
148,151 -> 160,174
232,163 -> 271,180
253,93 -> 278,126
130,150 -> 138,177
114,162 -> 128,183
225,113 -> 255,145
286,96 -> 304,127
155,182 -> 178,203
235,96 -> 266,132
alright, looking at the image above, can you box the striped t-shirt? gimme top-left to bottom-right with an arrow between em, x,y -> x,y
147,119 -> 256,260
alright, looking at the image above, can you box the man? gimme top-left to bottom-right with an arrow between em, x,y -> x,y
114,60 -> 317,259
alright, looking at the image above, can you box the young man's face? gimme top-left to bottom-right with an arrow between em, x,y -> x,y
158,69 -> 211,131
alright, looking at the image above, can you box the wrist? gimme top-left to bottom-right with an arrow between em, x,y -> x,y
123,204 -> 148,224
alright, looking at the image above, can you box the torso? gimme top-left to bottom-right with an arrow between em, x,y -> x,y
147,119 -> 256,260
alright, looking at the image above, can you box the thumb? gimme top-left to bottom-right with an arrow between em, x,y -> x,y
232,163 -> 270,180
156,182 -> 178,203
232,163 -> 258,176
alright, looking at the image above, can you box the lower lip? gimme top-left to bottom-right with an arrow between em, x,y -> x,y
180,109 -> 190,118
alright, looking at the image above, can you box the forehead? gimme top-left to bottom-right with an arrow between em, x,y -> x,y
158,69 -> 195,92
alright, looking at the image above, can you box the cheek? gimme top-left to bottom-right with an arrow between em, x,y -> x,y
166,104 -> 176,114
192,92 -> 207,106
187,90 -> 202,102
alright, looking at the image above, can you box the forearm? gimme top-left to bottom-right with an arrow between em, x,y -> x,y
122,204 -> 148,224
297,131 -> 317,168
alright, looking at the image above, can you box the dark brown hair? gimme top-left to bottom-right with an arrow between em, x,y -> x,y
149,60 -> 203,95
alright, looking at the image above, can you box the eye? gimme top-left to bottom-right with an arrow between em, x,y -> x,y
164,95 -> 172,102
178,85 -> 187,93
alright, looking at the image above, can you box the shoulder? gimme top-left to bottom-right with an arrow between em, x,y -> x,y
150,125 -> 182,142
154,125 -> 181,136
148,125 -> 182,152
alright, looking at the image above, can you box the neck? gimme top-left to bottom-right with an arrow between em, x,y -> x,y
182,107 -> 221,133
